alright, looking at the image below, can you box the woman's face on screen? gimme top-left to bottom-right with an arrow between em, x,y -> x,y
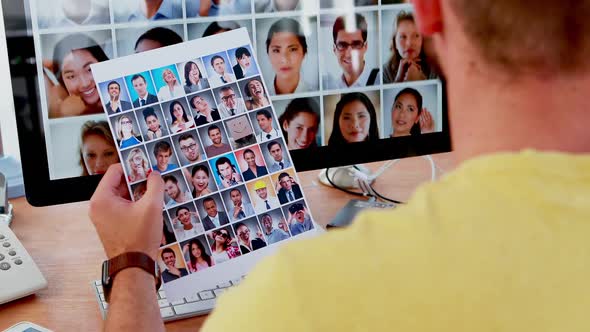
189,63 -> 200,80
173,103 -> 184,120
191,243 -> 202,259
192,170 -> 209,191
131,153 -> 144,171
244,152 -> 256,167
268,32 -> 305,80
62,49 -> 101,106
395,20 -> 423,60
392,93 -> 419,136
283,112 -> 318,150
121,117 -> 133,135
163,69 -> 175,84
82,134 -> 118,175
339,100 -> 371,143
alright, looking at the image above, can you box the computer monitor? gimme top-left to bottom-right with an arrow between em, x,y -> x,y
2,0 -> 450,206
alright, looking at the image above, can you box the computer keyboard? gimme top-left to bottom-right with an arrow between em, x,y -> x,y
92,277 -> 243,322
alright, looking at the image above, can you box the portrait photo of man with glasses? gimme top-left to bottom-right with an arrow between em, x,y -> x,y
214,84 -> 247,118
322,12 -> 380,90
174,131 -> 204,166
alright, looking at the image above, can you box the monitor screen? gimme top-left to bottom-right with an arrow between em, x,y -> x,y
4,0 -> 448,184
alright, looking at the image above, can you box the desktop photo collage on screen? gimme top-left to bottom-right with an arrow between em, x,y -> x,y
96,40 -> 315,283
28,0 -> 439,181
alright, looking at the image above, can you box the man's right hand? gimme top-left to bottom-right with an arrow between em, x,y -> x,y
89,164 -> 164,261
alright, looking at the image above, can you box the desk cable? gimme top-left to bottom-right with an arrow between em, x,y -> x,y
332,155 -> 440,205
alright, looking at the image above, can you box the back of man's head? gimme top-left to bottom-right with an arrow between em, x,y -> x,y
449,0 -> 590,75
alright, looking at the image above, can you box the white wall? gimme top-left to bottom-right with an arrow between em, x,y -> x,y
0,4 -> 21,161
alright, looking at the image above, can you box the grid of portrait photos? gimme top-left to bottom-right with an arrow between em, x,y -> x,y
91,29 -> 316,288
28,0 -> 440,181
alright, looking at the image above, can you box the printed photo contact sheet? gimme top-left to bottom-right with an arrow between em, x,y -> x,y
91,28 -> 317,300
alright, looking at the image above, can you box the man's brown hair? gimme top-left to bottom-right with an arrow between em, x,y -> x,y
450,1 -> 590,75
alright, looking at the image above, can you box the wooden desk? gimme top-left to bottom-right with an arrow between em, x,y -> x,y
0,153 -> 455,331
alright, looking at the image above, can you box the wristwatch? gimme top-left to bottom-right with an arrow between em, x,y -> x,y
101,251 -> 161,302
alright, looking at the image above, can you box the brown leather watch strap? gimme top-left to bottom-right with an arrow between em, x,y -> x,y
102,251 -> 161,302
109,252 -> 156,275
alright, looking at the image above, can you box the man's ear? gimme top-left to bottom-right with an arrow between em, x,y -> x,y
412,0 -> 443,36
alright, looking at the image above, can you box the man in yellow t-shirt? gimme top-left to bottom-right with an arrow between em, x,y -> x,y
88,0 -> 590,331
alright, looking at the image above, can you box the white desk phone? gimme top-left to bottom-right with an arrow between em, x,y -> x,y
0,172 -> 47,306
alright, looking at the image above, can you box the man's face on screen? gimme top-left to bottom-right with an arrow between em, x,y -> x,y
279,175 -> 292,191
256,187 -> 268,200
163,252 -> 176,268
213,58 -> 226,75
179,137 -> 199,162
204,200 -> 218,217
334,30 -> 367,75
108,83 -> 120,99
165,180 -> 180,200
132,77 -> 147,98
257,114 -> 271,132
218,162 -> 233,181
156,150 -> 171,170
220,89 -> 237,109
269,144 -> 283,161
208,128 -> 222,145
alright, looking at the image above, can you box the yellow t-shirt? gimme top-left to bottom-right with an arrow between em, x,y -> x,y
203,151 -> 590,331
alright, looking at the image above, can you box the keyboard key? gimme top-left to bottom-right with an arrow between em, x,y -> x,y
99,293 -> 105,302
217,281 -> 232,288
102,302 -> 108,309
95,280 -> 102,286
158,291 -> 167,299
171,299 -> 185,306
185,293 -> 200,303
213,289 -> 225,297
0,262 -> 10,270
173,299 -> 216,315
97,286 -> 104,294
158,299 -> 170,308
14,259 -> 22,265
231,278 -> 241,286
199,290 -> 214,300
160,307 -> 175,318
2,242 -> 10,248
8,250 -> 16,256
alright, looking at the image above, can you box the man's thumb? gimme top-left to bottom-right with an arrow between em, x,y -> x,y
143,171 -> 164,203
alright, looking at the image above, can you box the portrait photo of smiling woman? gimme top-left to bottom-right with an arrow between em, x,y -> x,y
382,83 -> 440,138
42,31 -> 112,118
274,97 -> 321,150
